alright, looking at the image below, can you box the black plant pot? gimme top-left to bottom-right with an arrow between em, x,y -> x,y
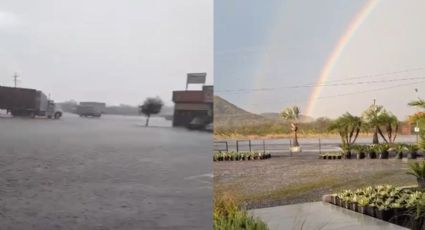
337,156 -> 342,159
365,206 -> 375,217
375,209 -> 393,221
343,201 -> 350,209
379,151 -> 389,159
391,208 -> 408,226
345,152 -> 352,159
335,197 -> 341,206
408,152 -> 417,159
330,196 -> 338,205
417,178 -> 425,188
357,152 -> 365,160
350,203 -> 358,212
358,206 -> 366,214
368,152 -> 377,159
397,153 -> 403,159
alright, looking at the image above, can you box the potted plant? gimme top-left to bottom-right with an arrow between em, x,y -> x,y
366,145 -> 377,159
395,144 -> 405,159
352,145 -> 365,159
350,195 -> 359,212
407,161 -> 425,188
375,144 -> 389,159
406,144 -> 419,159
375,204 -> 393,221
366,203 -> 376,217
357,197 -> 369,214
281,106 -> 302,153
331,194 -> 339,205
341,144 -> 352,159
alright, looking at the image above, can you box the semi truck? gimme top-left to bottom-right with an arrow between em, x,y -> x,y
76,102 -> 106,117
0,86 -> 62,119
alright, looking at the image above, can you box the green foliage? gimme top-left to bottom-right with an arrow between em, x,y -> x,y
214,194 -> 268,230
335,185 -> 422,210
328,113 -> 362,146
281,106 -> 301,146
213,151 -> 271,161
139,97 -> 163,126
319,152 -> 343,159
281,106 -> 300,121
407,161 -> 425,179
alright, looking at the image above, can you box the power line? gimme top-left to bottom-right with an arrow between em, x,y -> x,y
216,66 -> 425,93
215,80 -> 425,117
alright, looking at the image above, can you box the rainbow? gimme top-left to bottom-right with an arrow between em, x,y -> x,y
304,0 -> 381,117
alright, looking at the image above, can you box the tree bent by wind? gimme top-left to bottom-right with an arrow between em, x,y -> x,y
139,97 -> 163,127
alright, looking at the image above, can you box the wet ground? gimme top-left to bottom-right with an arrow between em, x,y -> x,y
0,113 -> 212,230
214,151 -> 417,209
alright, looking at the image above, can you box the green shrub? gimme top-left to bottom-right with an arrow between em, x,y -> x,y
214,194 -> 268,230
407,161 -> 425,179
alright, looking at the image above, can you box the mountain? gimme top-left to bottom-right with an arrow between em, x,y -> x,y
214,96 -> 270,127
260,112 -> 314,123
214,96 -> 315,128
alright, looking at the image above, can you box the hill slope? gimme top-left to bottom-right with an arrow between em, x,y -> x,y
214,96 -> 270,127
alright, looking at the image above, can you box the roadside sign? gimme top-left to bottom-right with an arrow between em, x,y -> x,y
415,127 -> 420,133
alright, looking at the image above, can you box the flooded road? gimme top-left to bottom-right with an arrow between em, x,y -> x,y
0,113 -> 212,229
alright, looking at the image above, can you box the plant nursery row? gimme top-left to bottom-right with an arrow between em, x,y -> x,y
213,151 -> 271,161
324,185 -> 425,228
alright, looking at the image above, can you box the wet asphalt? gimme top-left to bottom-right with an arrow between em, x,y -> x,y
0,113 -> 212,230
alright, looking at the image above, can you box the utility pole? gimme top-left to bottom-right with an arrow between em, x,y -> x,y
373,98 -> 376,105
13,73 -> 18,88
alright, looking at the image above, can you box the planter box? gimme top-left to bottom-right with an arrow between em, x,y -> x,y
358,206 -> 366,214
365,206 -> 375,217
375,209 -> 393,221
343,201 -> 350,209
350,203 -> 358,212
391,208 -> 408,226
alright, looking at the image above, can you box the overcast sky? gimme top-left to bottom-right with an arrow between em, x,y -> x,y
0,0 -> 212,106
215,0 -> 425,119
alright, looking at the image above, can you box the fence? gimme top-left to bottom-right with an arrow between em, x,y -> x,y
213,138 -> 332,156
213,137 -> 418,156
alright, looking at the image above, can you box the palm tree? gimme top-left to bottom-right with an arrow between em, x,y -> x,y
379,111 -> 399,143
281,106 -> 300,147
328,112 -> 362,147
362,104 -> 386,144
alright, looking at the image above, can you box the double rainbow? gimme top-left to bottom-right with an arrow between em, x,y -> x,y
304,0 -> 380,116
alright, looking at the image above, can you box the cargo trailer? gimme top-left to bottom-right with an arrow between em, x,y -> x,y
0,86 -> 62,119
76,102 -> 106,117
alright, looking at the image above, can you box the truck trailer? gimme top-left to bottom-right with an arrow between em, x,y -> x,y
76,102 -> 106,117
0,86 -> 62,119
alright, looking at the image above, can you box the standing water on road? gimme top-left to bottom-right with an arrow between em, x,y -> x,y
0,114 -> 212,229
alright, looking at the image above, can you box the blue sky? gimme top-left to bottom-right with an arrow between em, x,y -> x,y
215,0 -> 425,119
